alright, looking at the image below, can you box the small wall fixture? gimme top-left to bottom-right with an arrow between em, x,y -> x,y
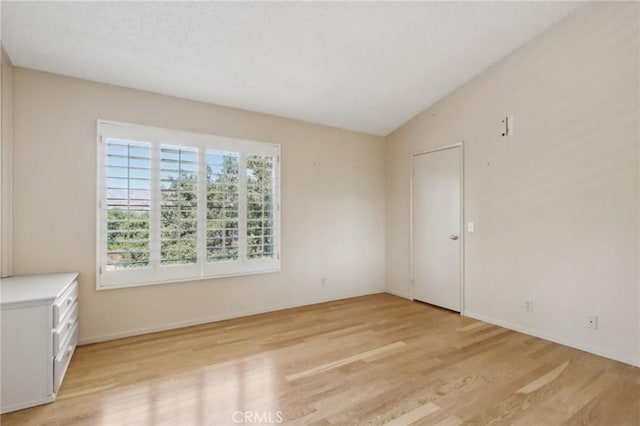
501,115 -> 514,137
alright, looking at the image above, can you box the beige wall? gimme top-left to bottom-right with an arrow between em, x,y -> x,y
11,68 -> 386,343
386,2 -> 639,366
0,45 -> 13,278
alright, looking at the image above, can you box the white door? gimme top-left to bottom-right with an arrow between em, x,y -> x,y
411,146 -> 461,311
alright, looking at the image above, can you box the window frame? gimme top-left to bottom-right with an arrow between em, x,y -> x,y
96,120 -> 281,290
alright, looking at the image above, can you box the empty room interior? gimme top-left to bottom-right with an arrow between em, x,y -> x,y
0,1 -> 639,425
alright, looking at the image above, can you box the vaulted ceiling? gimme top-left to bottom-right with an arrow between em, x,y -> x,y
1,1 -> 584,136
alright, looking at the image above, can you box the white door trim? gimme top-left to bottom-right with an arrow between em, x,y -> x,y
409,142 -> 464,314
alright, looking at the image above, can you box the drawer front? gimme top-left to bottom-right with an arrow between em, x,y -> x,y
53,280 -> 78,328
53,322 -> 77,393
53,301 -> 78,355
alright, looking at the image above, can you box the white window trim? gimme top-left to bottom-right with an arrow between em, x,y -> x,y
96,119 -> 281,290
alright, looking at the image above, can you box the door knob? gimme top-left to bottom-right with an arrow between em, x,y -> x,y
450,234 -> 459,240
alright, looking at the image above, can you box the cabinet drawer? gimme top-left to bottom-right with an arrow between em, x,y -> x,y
53,281 -> 78,328
53,322 -> 77,393
53,301 -> 78,356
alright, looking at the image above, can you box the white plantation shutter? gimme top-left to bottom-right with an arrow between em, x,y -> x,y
159,145 -> 199,265
206,151 -> 240,262
247,155 -> 277,260
97,120 -> 280,289
103,140 -> 152,284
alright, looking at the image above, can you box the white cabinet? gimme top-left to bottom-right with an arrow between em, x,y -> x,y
1,273 -> 79,414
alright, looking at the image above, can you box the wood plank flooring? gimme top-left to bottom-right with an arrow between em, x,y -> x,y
2,293 -> 638,425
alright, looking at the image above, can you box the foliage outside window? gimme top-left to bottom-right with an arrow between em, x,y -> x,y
98,120 -> 280,289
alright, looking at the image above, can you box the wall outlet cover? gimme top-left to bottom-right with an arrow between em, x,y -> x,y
586,316 -> 598,329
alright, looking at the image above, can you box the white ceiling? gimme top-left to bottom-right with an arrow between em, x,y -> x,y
1,1 -> 584,136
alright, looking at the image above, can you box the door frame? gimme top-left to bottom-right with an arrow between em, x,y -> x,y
409,142 -> 465,314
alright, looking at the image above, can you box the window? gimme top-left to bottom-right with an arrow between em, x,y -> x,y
97,120 -> 280,289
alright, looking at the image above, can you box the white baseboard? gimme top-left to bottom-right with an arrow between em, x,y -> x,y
463,310 -> 639,368
384,289 -> 411,299
78,290 -> 384,345
1,395 -> 55,415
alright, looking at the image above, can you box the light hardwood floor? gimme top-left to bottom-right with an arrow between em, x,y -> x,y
2,293 -> 638,425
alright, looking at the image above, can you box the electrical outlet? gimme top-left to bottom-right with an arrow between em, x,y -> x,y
525,301 -> 533,312
321,277 -> 326,286
586,316 -> 598,329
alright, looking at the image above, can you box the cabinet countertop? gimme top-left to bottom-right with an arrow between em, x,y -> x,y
0,273 -> 79,307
